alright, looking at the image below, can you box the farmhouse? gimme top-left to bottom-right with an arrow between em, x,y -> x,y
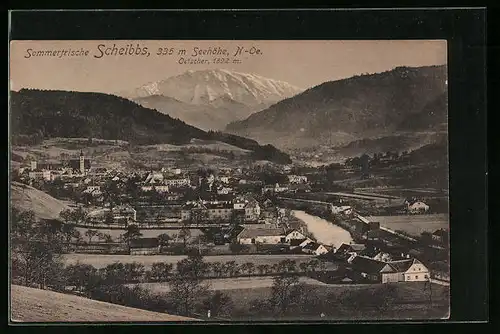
285,229 -> 307,242
302,242 -> 330,255
349,256 -> 430,283
237,227 -> 286,245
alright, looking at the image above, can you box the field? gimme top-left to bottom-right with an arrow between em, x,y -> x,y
356,187 -> 448,198
75,227 -> 204,242
366,214 -> 449,237
62,254 -> 316,269
10,285 -> 198,322
132,276 -> 336,293
227,282 -> 449,320
11,182 -> 70,220
132,281 -> 449,321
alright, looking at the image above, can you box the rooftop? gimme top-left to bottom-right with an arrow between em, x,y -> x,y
388,258 -> 422,272
237,227 -> 285,239
350,256 -> 393,274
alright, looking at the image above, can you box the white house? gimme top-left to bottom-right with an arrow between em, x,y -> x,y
141,185 -> 170,193
285,229 -> 307,242
262,183 -> 289,194
407,201 -> 430,214
302,242 -> 330,255
217,187 -> 233,195
233,197 -> 247,210
299,238 -> 314,247
287,175 -> 308,184
144,172 -> 164,184
389,258 -> 430,282
372,252 -> 393,262
244,199 -> 261,222
350,256 -> 430,283
164,177 -> 190,187
171,168 -> 182,175
330,205 -> 353,215
237,227 -> 286,245
219,176 -> 230,184
86,185 -> 101,192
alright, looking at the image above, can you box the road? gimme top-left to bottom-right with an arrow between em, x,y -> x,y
429,278 -> 450,286
63,253 -> 316,269
132,276 -> 370,292
292,210 -> 353,248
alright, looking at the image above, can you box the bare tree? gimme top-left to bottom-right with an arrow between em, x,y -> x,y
85,229 -> 99,243
168,254 -> 210,316
269,274 -> 304,315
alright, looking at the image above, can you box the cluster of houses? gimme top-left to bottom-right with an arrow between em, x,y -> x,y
86,194 -> 277,226
333,243 -> 431,284
180,195 -> 262,224
20,151 -> 92,181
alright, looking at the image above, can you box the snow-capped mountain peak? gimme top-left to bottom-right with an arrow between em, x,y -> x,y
120,69 -> 303,107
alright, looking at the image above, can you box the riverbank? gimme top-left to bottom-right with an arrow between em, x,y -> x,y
291,210 -> 353,248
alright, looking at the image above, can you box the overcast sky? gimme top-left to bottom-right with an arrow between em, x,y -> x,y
10,40 -> 447,93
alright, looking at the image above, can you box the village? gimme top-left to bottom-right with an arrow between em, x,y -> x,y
12,149 -> 450,288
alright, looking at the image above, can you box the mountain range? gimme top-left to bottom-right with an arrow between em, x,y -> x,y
9,89 -> 292,164
118,69 -> 303,131
226,65 -> 448,152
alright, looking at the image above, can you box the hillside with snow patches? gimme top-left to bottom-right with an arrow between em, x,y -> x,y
118,69 -> 303,130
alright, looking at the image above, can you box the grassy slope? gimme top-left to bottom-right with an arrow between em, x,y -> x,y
10,285 -> 198,322
11,181 -> 69,220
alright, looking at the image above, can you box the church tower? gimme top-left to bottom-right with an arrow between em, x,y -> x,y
79,150 -> 85,175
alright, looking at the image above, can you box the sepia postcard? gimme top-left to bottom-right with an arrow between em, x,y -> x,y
9,40 -> 450,323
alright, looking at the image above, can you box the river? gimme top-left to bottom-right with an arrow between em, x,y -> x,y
292,210 -> 353,248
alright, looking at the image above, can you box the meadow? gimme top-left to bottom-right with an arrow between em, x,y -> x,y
367,214 -> 449,237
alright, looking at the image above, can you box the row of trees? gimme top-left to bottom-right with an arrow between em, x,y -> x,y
65,254 -> 419,319
63,257 -> 330,289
